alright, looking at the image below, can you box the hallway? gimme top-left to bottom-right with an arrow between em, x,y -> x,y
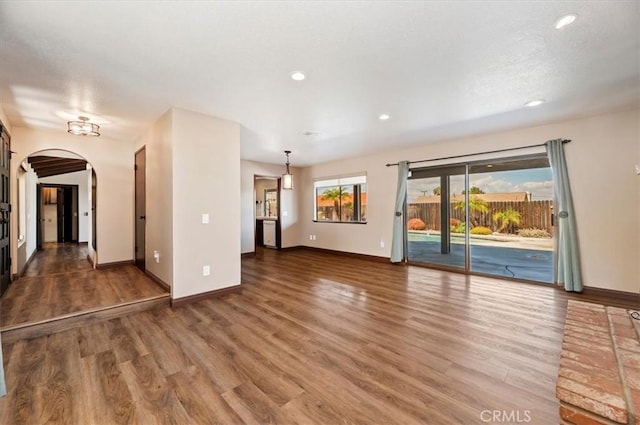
0,243 -> 168,332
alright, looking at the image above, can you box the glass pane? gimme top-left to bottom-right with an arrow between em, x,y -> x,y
316,185 -> 340,221
407,172 -> 466,269
339,185 -> 354,221
468,159 -> 554,283
360,184 -> 367,222
264,189 -> 278,217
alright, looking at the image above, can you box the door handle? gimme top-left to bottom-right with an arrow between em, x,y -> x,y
139,215 -> 146,220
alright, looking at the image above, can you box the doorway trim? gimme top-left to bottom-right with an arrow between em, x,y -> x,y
36,183 -> 79,248
253,175 -> 282,252
134,146 -> 146,271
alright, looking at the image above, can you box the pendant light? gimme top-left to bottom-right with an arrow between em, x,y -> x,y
282,150 -> 293,190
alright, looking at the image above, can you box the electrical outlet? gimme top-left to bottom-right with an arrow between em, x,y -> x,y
202,213 -> 210,224
309,235 -> 313,240
312,235 -> 316,240
380,240 -> 385,248
153,250 -> 160,263
202,265 -> 210,276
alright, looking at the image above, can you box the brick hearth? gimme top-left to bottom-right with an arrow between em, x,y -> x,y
557,300 -> 640,425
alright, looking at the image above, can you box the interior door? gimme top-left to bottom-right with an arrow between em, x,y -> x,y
56,187 -> 65,242
91,169 -> 97,251
36,184 -> 43,250
134,147 -> 146,270
0,124 -> 11,296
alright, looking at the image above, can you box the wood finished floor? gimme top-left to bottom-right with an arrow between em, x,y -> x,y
1,244 -> 168,329
1,248 -> 638,424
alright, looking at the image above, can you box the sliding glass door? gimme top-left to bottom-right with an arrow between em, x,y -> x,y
406,155 -> 554,283
407,165 -> 466,270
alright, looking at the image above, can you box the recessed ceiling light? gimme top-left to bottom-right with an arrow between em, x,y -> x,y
290,71 -> 306,81
524,99 -> 545,107
554,14 -> 577,30
487,164 -> 493,168
302,131 -> 319,137
378,114 -> 390,121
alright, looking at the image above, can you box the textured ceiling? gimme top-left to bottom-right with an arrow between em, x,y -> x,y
1,1 -> 638,166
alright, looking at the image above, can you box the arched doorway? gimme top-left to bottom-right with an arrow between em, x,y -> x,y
15,149 -> 97,273
1,146 -> 168,343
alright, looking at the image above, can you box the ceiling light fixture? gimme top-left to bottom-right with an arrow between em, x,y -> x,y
67,116 -> 100,137
524,99 -> 545,108
282,150 -> 293,190
554,14 -> 577,29
378,114 -> 390,121
290,71 -> 306,81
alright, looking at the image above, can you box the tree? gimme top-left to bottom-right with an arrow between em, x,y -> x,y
454,196 -> 489,227
433,186 -> 441,196
462,186 -> 485,195
493,208 -> 521,233
321,187 -> 350,220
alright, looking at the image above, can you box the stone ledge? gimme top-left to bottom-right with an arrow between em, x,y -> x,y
557,300 -> 640,425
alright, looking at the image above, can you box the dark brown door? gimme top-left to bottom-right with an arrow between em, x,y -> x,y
0,124 -> 11,296
36,184 -> 43,250
54,186 -> 77,243
91,170 -> 97,251
134,147 -> 146,270
56,187 -> 65,242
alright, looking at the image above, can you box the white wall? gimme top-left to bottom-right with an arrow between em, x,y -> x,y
25,165 -> 37,261
137,110 -> 173,286
299,108 -> 640,293
240,160 -> 301,253
172,108 -> 241,299
9,127 -> 135,272
39,170 -> 90,243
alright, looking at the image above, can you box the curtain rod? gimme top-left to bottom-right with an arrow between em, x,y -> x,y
385,139 -> 571,167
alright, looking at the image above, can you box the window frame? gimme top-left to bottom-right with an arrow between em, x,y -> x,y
313,174 -> 367,224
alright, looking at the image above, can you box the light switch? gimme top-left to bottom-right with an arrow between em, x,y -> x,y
202,213 -> 209,224
282,211 -> 289,217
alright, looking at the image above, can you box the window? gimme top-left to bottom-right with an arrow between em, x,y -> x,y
314,175 -> 367,223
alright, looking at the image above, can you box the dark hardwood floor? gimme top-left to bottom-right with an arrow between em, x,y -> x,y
1,243 -> 168,329
0,247 -> 638,424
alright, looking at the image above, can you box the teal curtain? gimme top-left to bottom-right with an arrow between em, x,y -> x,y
0,332 -> 5,397
546,139 -> 583,292
390,161 -> 409,263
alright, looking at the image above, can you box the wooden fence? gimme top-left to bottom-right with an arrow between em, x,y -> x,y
407,200 -> 553,233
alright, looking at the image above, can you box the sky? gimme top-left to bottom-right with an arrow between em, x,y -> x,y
407,167 -> 553,203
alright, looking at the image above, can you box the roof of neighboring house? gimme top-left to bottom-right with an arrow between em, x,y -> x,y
316,193 -> 367,208
414,192 -> 530,203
